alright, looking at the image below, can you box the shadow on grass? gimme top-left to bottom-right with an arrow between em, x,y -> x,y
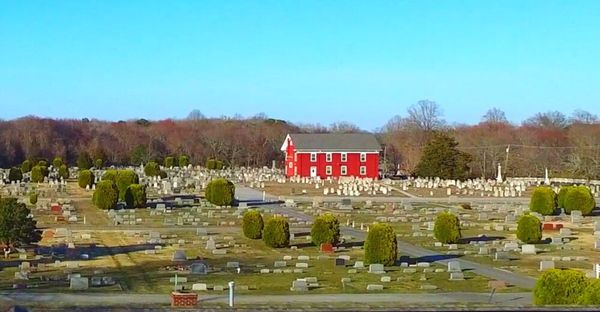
459,235 -> 505,244
338,241 -> 364,248
397,254 -> 462,265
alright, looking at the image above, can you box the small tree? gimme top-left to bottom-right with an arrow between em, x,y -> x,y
93,180 -> 119,210
164,156 -> 175,168
77,151 -> 93,169
433,211 -> 462,244
94,159 -> 103,169
578,279 -> 600,305
242,210 -> 264,239
29,192 -> 38,205
124,184 -> 147,208
8,167 -> 23,182
263,216 -> 290,248
533,269 -> 589,305
364,223 -> 397,265
564,186 -> 596,215
205,178 -> 235,206
311,213 -> 340,246
414,132 -> 472,180
58,164 -> 70,179
30,165 -> 47,183
21,160 -> 32,173
115,170 -> 139,201
0,198 -> 41,250
529,187 -> 556,216
516,214 -> 542,243
144,161 -> 161,177
78,169 -> 94,189
52,157 -> 63,168
179,155 -> 189,168
557,186 -> 573,209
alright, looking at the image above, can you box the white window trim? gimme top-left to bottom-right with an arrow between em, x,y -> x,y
360,166 -> 366,175
360,152 -> 367,162
325,165 -> 332,175
341,165 -> 347,176
326,152 -> 332,162
341,153 -> 347,162
310,152 -> 317,162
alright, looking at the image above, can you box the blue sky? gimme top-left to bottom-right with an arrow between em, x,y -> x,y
1,0 -> 599,130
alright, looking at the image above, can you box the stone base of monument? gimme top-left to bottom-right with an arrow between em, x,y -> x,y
171,292 -> 198,307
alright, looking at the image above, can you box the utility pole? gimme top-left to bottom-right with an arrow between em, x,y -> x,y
504,145 -> 510,178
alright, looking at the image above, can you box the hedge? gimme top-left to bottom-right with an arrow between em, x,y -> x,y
8,167 -> 22,182
205,178 -> 235,206
564,186 -> 596,215
433,211 -> 462,244
78,170 -> 94,189
364,223 -> 397,265
124,184 -> 147,209
516,214 -> 542,243
530,187 -> 556,216
263,216 -> 290,248
242,210 -> 264,239
93,180 -> 119,210
311,213 -> 340,246
534,269 -> 589,305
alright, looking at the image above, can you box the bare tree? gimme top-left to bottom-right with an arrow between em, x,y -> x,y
570,109 -> 599,124
406,100 -> 445,132
482,107 -> 508,124
186,109 -> 205,120
329,121 -> 361,133
523,111 -> 569,128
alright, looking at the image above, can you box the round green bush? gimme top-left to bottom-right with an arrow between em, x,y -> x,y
557,186 -> 573,209
205,159 -> 216,169
115,170 -> 139,201
78,170 -> 94,189
516,214 -> 542,243
58,164 -> 70,179
242,210 -> 264,239
364,223 -> 397,265
311,213 -> 340,246
30,165 -> 48,183
29,192 -> 38,205
124,184 -> 147,209
205,178 -> 235,206
94,159 -> 104,169
564,186 -> 596,215
8,167 -> 23,182
144,161 -> 161,177
37,160 -> 47,167
21,160 -> 32,173
533,269 -> 589,305
433,211 -> 462,244
164,156 -> 175,168
529,187 -> 556,216
578,279 -> 600,305
179,155 -> 189,168
52,157 -> 63,169
263,216 -> 290,248
102,169 -> 118,182
93,180 -> 119,210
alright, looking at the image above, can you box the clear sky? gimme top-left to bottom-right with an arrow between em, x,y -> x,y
1,0 -> 599,130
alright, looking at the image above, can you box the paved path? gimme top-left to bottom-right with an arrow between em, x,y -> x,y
0,291 -> 532,307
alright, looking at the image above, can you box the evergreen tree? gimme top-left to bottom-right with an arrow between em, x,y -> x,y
414,132 -> 472,179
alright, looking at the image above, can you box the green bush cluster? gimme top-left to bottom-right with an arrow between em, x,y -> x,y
311,213 -> 340,246
52,157 -> 63,168
92,180 -> 119,210
115,170 -> 139,201
533,269 -> 589,305
564,186 -> 596,215
242,210 -> 264,239
433,211 -> 462,244
364,223 -> 397,265
78,170 -> 94,189
124,184 -> 147,208
529,187 -> 556,216
179,155 -> 190,168
8,167 -> 22,182
557,186 -> 573,209
263,216 -> 290,248
205,159 -> 224,170
205,178 -> 235,206
516,214 -> 542,243
30,165 -> 48,183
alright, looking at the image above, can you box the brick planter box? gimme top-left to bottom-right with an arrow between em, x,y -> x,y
170,292 -> 198,307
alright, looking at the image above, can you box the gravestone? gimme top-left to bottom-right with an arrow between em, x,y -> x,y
539,260 -> 555,271
70,277 -> 89,290
521,244 -> 536,255
447,261 -> 462,273
172,250 -> 187,262
368,264 -> 385,274
335,258 -> 346,266
366,284 -> 384,291
205,238 -> 216,250
291,279 -> 308,292
353,261 -> 365,269
449,272 -> 465,280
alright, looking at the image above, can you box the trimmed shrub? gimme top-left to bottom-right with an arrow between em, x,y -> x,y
205,178 -> 235,206
37,160 -> 47,167
179,155 -> 189,168
52,157 -> 63,168
58,164 -> 70,179
263,216 -> 290,248
364,223 -> 397,265
564,186 -> 596,215
533,269 -> 589,305
115,170 -> 139,201
516,214 -> 542,243
124,184 -> 147,209
311,213 -> 340,246
242,210 -> 264,239
21,160 -> 32,173
433,211 -> 462,244
578,279 -> 600,305
93,180 -> 119,210
94,159 -> 103,169
77,152 -> 92,169
78,170 -> 94,189
205,159 -> 224,170
164,156 -> 175,168
8,167 -> 23,182
144,161 -> 161,177
529,187 -> 556,216
102,169 -> 118,182
29,192 -> 38,205
557,186 -> 573,209
30,166 -> 48,183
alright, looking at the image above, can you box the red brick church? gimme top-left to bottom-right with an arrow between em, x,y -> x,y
280,133 -> 381,179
